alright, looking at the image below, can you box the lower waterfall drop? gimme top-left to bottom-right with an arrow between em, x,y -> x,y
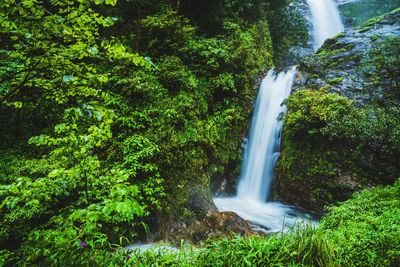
213,67 -> 309,232
237,67 -> 296,202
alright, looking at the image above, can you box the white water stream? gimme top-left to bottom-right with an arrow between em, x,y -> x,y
214,0 -> 344,232
307,0 -> 344,50
236,67 -> 296,202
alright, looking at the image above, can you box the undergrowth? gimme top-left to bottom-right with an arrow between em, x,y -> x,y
118,223 -> 334,267
120,179 -> 399,266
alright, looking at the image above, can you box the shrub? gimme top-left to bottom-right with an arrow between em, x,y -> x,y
321,179 -> 400,266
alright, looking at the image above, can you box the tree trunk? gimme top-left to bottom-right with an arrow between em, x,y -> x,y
135,3 -> 141,52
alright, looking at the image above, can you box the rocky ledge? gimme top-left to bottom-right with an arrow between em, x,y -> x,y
162,211 -> 265,246
276,8 -> 400,212
294,8 -> 400,103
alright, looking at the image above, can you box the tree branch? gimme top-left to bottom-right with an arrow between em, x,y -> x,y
0,61 -> 41,103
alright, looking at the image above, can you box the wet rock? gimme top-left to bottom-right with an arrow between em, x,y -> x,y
293,8 -> 400,105
163,211 -> 265,245
282,0 -> 314,67
186,183 -> 217,217
276,164 -> 358,212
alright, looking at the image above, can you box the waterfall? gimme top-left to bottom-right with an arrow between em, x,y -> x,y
214,0 -> 344,231
307,0 -> 344,50
237,67 -> 296,202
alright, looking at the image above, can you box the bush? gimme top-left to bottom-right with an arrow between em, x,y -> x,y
321,179 -> 400,266
282,88 -> 353,138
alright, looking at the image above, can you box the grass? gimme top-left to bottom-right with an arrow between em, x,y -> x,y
125,180 -> 400,266
125,223 -> 336,267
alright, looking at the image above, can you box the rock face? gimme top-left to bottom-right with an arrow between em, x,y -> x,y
294,8 -> 400,103
185,182 -> 218,217
276,8 -> 400,212
282,0 -> 314,67
155,172 -> 265,245
162,211 -> 263,245
293,10 -> 400,104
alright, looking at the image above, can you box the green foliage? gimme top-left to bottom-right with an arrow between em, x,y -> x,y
360,35 -> 400,101
282,89 -> 353,137
28,104 -> 116,205
0,0 -> 150,146
339,0 -> 400,27
321,105 -> 400,151
197,224 -> 335,267
321,180 -> 400,266
278,66 -> 400,210
14,231 -> 133,266
277,89 -> 398,209
93,180 -> 400,266
106,7 -> 276,220
0,0 -> 149,105
0,0 -> 310,263
141,9 -> 196,57
127,245 -> 199,266
318,104 -> 400,184
118,223 -> 335,267
0,103 -> 165,264
279,88 -> 352,184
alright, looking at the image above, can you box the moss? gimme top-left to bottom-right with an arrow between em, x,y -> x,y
315,47 -> 347,58
278,140 -> 337,182
276,90 -> 386,210
276,134 -> 358,210
355,13 -> 384,28
327,77 -> 344,83
370,35 -> 378,41
332,32 -> 346,39
310,74 -> 320,79
311,43 -> 355,71
360,20 -> 379,28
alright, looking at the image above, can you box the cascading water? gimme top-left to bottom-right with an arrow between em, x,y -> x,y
214,0 -> 344,231
214,68 -> 302,232
307,0 -> 344,50
237,67 -> 296,202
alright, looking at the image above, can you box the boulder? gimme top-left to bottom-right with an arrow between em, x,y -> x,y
162,211 -> 264,245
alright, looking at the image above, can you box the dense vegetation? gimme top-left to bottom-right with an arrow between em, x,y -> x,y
340,0 -> 400,27
1,0 -> 399,265
0,0 -> 309,264
161,179 -> 399,266
147,179 -> 398,267
7,178 -> 394,266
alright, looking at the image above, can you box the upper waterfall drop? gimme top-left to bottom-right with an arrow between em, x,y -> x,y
307,0 -> 344,50
237,67 -> 297,202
